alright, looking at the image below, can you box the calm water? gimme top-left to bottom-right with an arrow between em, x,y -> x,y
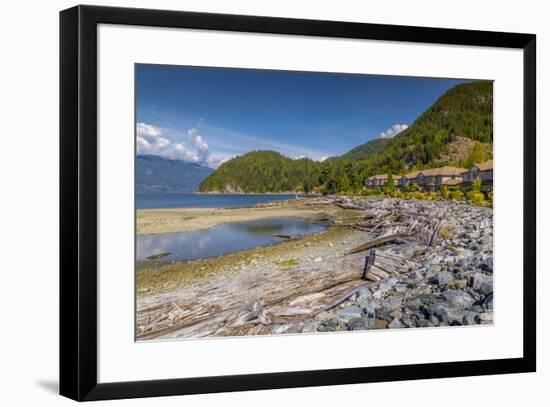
136,193 -> 298,209
137,217 -> 329,261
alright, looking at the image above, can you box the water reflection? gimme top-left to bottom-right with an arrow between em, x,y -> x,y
137,217 -> 328,262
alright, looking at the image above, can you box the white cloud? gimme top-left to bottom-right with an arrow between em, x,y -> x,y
379,123 -> 408,139
137,122 -> 162,138
206,155 -> 229,168
319,156 -> 328,162
136,122 -> 222,167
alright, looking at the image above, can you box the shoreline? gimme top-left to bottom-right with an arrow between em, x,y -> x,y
137,223 -> 360,297
136,199 -> 350,235
136,197 -> 494,339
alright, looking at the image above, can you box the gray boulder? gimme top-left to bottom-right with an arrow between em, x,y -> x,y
472,272 -> 493,295
318,318 -> 345,332
436,271 -> 454,287
388,318 -> 403,329
336,305 -> 363,321
441,290 -> 475,309
356,286 -> 373,302
347,317 -> 369,331
373,277 -> 399,299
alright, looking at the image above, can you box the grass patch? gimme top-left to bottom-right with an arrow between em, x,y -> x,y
274,258 -> 299,268
439,225 -> 454,240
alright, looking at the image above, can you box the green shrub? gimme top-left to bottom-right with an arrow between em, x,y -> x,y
410,183 -> 420,192
440,185 -> 450,199
450,189 -> 465,200
390,191 -> 404,198
470,179 -> 482,192
407,191 -> 428,200
361,188 -> 383,196
466,191 -> 485,203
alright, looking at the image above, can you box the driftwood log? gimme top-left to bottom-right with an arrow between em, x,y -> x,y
346,233 -> 416,255
137,249 -> 417,340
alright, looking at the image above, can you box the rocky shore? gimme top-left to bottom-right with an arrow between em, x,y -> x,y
136,196 -> 493,340
283,198 -> 493,334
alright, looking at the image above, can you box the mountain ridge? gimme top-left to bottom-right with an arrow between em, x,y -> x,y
136,154 -> 214,193
199,81 -> 493,194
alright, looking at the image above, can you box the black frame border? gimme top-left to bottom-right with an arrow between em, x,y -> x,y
60,5 -> 536,401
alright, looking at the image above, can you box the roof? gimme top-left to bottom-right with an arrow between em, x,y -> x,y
473,160 -> 493,171
402,170 -> 421,179
441,178 -> 463,186
421,166 -> 468,177
369,174 -> 389,180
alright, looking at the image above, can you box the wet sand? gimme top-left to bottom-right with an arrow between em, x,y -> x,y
136,199 -> 347,235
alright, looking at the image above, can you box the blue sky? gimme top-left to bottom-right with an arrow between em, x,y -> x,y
136,64 -> 467,168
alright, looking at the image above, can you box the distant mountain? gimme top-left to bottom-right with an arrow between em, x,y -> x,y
136,155 -> 214,193
199,151 -> 321,193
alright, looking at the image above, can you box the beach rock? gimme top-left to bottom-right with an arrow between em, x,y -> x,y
441,290 -> 475,309
417,319 -> 435,328
318,318 -> 345,332
301,321 -> 318,333
447,279 -> 468,290
373,278 -> 398,298
462,314 -> 477,326
375,307 -> 393,322
388,318 -> 403,329
272,324 -> 302,334
383,297 -> 403,311
362,301 -> 380,317
315,311 -> 334,321
368,318 -> 389,330
401,315 -> 416,328
434,305 -> 470,325
394,282 -> 408,293
356,286 -> 373,302
471,273 -> 493,295
435,271 -> 454,287
476,312 -> 493,325
336,306 -> 363,321
348,317 -> 369,331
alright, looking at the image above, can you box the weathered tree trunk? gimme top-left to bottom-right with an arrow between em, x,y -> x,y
136,249 -> 416,340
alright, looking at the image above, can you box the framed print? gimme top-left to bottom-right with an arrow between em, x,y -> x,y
59,5 -> 536,401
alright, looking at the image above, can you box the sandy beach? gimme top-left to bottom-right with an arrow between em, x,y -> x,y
136,199 -> 353,235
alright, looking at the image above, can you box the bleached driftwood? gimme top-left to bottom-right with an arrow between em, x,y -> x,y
137,249 -> 416,340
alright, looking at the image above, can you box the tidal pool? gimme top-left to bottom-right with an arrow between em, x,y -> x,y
136,217 -> 330,262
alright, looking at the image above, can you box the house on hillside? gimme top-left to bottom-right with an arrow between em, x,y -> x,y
420,166 -> 468,192
463,160 -> 493,191
399,170 -> 421,188
363,162 -> 492,193
364,174 -> 392,189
